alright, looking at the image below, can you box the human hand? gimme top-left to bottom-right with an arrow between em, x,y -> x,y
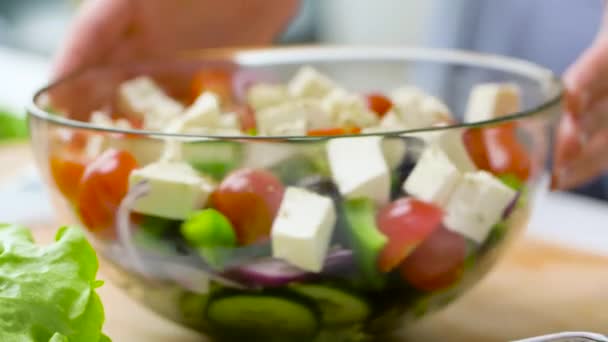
53,0 -> 299,79
554,10 -> 608,190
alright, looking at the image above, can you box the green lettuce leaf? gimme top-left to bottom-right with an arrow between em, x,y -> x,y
0,109 -> 28,141
0,224 -> 109,342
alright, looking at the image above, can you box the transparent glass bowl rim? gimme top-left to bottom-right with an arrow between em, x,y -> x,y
28,45 -> 564,142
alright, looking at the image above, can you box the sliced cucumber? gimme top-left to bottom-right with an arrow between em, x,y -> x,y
291,284 -> 370,327
184,141 -> 242,180
206,291 -> 319,341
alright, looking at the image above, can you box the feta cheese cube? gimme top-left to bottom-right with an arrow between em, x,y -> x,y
129,162 -> 216,220
321,88 -> 379,128
357,128 -> 408,170
166,92 -> 221,133
436,130 -> 477,172
255,101 -> 310,136
401,122 -> 450,145
390,86 -> 452,129
90,111 -> 115,127
247,83 -> 289,110
118,77 -> 184,129
218,112 -> 240,130
403,145 -> 462,206
288,66 -> 336,98
243,142 -> 299,169
444,171 -> 517,242
465,83 -> 521,123
271,187 -> 337,272
378,110 -> 407,131
327,136 -> 390,205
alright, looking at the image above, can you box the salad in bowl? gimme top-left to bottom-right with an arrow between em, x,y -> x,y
28,47 -> 562,341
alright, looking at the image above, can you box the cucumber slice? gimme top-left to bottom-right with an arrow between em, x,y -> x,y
291,284 -> 370,327
206,292 -> 319,341
342,199 -> 387,289
184,141 -> 242,180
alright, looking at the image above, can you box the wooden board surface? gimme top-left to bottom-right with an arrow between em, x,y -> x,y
4,143 -> 608,341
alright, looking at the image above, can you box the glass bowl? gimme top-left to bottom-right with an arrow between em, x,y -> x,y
28,46 -> 562,341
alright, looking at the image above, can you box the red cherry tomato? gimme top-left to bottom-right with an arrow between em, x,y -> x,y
191,68 -> 233,105
400,226 -> 467,291
307,127 -> 362,136
365,93 -> 393,117
211,169 -> 285,245
376,198 -> 443,272
231,104 -> 257,132
49,154 -> 87,202
464,125 -> 531,181
77,149 -> 138,238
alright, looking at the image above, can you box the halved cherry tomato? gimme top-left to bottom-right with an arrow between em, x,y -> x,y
191,68 -> 233,105
77,149 -> 138,238
211,169 -> 285,245
400,226 -> 467,291
464,124 -> 531,181
365,93 -> 393,117
49,154 -> 87,202
307,127 -> 362,136
376,198 -> 443,272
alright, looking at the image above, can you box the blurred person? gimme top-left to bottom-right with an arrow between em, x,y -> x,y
53,0 -> 608,195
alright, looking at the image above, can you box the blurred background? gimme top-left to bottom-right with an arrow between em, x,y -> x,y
0,0 -> 606,215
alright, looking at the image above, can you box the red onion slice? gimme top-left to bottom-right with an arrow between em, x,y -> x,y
116,180 -> 245,289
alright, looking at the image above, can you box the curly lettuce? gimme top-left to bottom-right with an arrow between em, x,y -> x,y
0,224 -> 109,342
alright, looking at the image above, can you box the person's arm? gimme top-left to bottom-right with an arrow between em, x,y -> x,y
554,4 -> 608,189
53,0 -> 300,78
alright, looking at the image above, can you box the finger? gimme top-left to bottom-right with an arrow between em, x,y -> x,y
563,33 -> 608,116
553,128 -> 608,190
554,111 -> 583,167
53,0 -> 132,79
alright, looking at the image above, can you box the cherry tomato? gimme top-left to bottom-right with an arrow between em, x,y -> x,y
191,68 -> 233,105
77,149 -> 138,238
49,154 -> 87,202
365,93 -> 393,117
400,226 -> 467,291
307,127 -> 362,136
211,169 -> 285,245
376,198 -> 443,272
464,124 -> 531,181
231,104 -> 257,132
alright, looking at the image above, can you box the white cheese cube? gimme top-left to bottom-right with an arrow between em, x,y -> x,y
90,111 -> 115,127
378,110 -> 407,131
288,66 -> 336,98
247,83 -> 289,110
436,130 -> 477,172
218,112 -> 240,130
167,92 -> 221,133
401,122 -> 450,145
271,187 -> 337,272
357,128 -> 409,170
321,88 -> 379,128
390,86 -> 452,129
256,101 -> 309,136
118,77 -> 184,129
327,136 -> 390,205
465,83 -> 521,123
444,171 -> 517,242
243,143 -> 299,169
403,145 -> 462,206
129,162 -> 215,220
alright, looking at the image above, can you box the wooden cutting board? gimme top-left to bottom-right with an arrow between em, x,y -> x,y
5,143 -> 608,341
